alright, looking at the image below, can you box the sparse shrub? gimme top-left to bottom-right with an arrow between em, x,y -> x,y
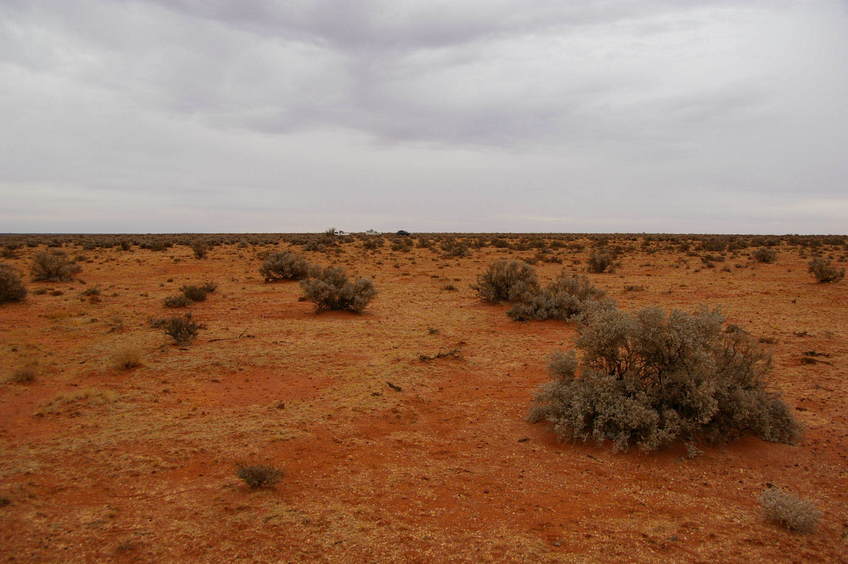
702,238 -> 728,252
164,294 -> 191,308
419,348 -> 462,362
141,239 -> 171,252
154,314 -> 200,345
534,251 -> 562,264
759,488 -> 821,533
237,464 -> 282,489
808,258 -> 844,283
363,238 -> 384,250
260,251 -> 311,282
508,273 -> 614,323
441,239 -> 470,258
624,285 -> 646,292
199,281 -> 217,294
112,347 -> 142,370
752,248 -> 777,263
391,238 -> 414,253
0,264 -> 27,303
30,251 -> 81,282
529,307 -> 800,451
191,241 -> 208,259
587,250 -> 615,273
180,284 -> 210,302
35,388 -> 117,416
474,260 -> 539,304
302,240 -> 325,252
7,365 -> 36,384
300,266 -> 376,313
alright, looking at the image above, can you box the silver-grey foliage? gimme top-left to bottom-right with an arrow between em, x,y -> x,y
508,272 -> 614,322
529,306 -> 800,451
300,266 -> 376,313
474,260 -> 539,304
260,251 -> 312,282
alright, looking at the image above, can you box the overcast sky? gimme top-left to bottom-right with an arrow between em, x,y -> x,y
1,1 -> 846,234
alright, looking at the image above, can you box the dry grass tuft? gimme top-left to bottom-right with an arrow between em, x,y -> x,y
759,488 -> 821,533
111,346 -> 142,370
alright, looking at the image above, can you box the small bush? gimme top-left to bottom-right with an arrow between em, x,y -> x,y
7,365 -> 36,384
624,285 -> 646,292
236,465 -> 282,489
112,347 -> 142,370
508,273 -> 614,322
529,307 -> 800,451
30,251 -> 81,282
363,238 -> 384,250
191,241 -> 208,259
0,264 -> 27,303
154,314 -> 200,345
164,294 -> 191,308
391,238 -> 414,253
752,248 -> 777,263
586,250 -> 615,273
441,240 -> 470,258
260,251 -> 311,282
474,260 -> 539,304
808,258 -> 844,283
180,285 -> 210,302
759,488 -> 821,533
300,267 -> 376,313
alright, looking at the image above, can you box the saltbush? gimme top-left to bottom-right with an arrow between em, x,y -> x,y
300,266 -> 376,313
474,260 -> 539,304
529,306 -> 800,451
180,283 -> 214,302
260,251 -> 311,282
30,251 -> 81,282
508,273 -> 614,322
808,258 -> 844,283
752,248 -> 777,263
237,465 -> 282,489
164,294 -> 191,308
191,241 -> 208,259
0,264 -> 27,303
586,250 -> 615,273
153,314 -> 200,345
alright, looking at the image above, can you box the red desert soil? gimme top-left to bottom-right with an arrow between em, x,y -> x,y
1,239 -> 846,562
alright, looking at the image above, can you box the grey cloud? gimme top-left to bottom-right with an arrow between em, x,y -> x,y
0,0 -> 846,233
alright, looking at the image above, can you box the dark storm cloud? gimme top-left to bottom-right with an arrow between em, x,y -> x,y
0,0 -> 846,232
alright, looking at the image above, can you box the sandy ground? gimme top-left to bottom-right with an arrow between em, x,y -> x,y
1,238 -> 846,563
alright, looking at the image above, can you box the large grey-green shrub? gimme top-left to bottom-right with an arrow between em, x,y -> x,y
808,258 -> 844,283
30,251 -> 81,282
529,307 -> 800,451
0,264 -> 27,303
300,266 -> 376,313
474,260 -> 539,303
508,273 -> 614,322
260,251 -> 311,282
